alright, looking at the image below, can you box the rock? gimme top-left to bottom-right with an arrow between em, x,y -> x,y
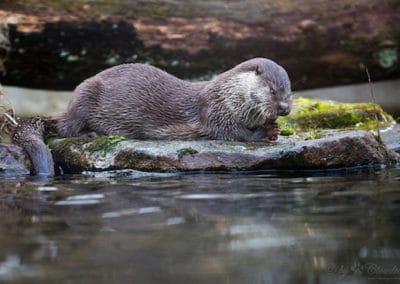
0,143 -> 30,175
381,124 -> 400,153
48,129 -> 399,174
278,97 -> 395,136
1,127 -> 399,175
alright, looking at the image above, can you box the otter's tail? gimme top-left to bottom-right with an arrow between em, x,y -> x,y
12,116 -> 58,176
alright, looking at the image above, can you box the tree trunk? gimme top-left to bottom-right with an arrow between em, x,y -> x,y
0,0 -> 399,90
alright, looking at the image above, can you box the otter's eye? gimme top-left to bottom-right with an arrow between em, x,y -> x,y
255,65 -> 262,75
270,88 -> 277,96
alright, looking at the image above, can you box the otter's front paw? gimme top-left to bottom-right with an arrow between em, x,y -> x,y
265,121 -> 280,141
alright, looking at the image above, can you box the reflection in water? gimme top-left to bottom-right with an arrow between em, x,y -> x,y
102,206 -> 162,218
0,168 -> 399,283
36,186 -> 58,192
222,223 -> 297,251
0,255 -> 43,280
54,193 -> 105,205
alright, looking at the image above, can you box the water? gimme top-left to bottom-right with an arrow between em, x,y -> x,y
1,167 -> 400,284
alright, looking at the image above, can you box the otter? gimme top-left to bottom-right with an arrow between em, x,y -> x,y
13,58 -> 292,175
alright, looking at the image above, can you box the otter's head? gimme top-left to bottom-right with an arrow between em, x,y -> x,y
219,58 -> 292,129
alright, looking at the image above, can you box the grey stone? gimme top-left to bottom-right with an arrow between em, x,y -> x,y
48,129 -> 399,174
0,143 -> 30,175
381,124 -> 400,154
2,126 -> 399,175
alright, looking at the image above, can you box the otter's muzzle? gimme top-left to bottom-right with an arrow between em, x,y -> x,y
278,102 -> 291,116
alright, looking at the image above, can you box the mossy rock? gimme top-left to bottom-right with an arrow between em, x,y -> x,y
177,147 -> 199,158
87,135 -> 126,157
278,97 -> 394,136
47,129 -> 399,174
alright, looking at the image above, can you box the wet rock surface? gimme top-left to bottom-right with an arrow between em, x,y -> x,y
49,127 -> 400,174
381,124 -> 400,153
0,143 -> 30,175
1,126 -> 399,175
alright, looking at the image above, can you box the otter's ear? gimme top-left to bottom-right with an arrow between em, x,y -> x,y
255,65 -> 263,75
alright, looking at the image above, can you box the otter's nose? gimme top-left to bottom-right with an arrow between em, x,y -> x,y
278,102 -> 291,116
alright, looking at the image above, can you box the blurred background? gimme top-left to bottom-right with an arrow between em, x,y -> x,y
0,0 -> 399,116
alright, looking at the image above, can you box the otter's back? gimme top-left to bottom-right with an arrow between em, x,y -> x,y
58,64 -> 201,138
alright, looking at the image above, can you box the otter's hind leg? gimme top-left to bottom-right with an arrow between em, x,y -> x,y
57,78 -> 104,137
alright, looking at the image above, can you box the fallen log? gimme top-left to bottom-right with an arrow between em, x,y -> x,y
0,0 -> 399,90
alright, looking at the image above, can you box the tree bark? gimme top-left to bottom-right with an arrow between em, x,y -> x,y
0,0 -> 399,90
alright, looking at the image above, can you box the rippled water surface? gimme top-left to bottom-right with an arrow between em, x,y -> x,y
1,167 -> 400,284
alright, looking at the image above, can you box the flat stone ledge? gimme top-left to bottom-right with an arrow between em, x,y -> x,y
49,128 -> 399,174
1,126 -> 399,176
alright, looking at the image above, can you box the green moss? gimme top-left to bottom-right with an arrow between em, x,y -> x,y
52,137 -> 91,157
278,120 -> 296,136
44,131 -> 59,143
304,129 -> 324,140
88,135 -> 126,157
49,137 -> 91,169
377,46 -> 398,69
177,147 -> 198,158
278,97 -> 394,136
280,128 -> 294,136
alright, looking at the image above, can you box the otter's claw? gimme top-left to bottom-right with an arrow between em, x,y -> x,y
265,121 -> 280,141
